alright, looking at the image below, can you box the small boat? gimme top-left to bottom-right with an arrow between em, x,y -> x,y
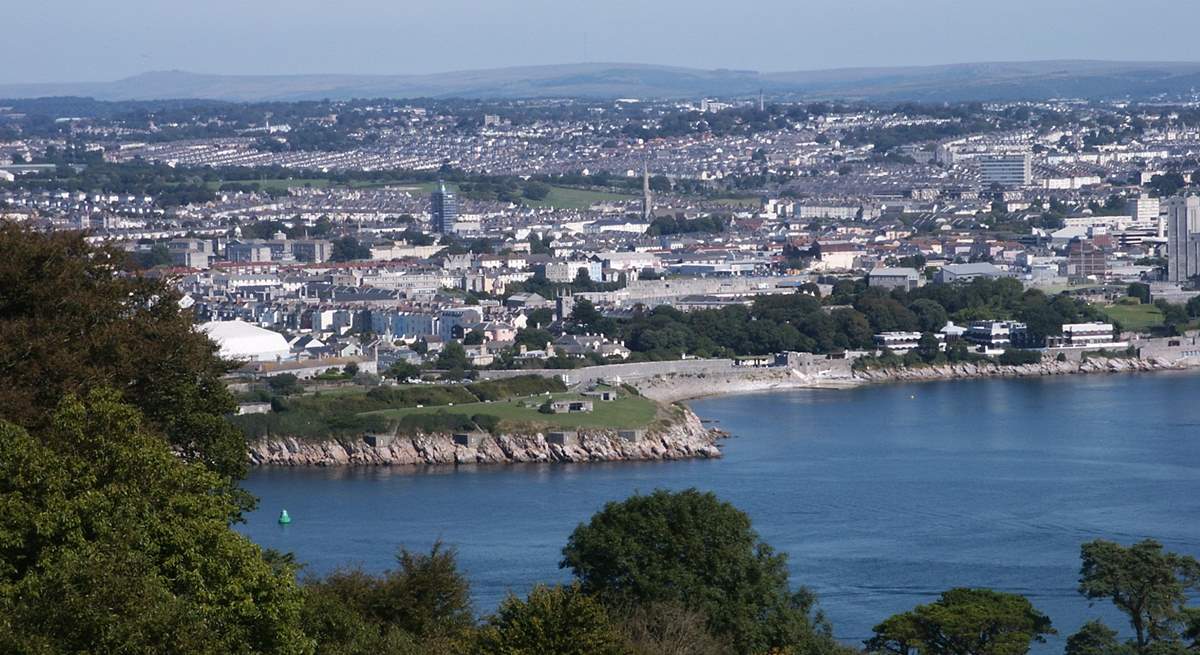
278,509 -> 292,525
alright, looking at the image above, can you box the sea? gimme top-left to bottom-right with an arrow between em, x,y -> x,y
239,372 -> 1200,650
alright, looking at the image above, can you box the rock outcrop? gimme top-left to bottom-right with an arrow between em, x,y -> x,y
851,356 -> 1182,383
247,407 -> 722,467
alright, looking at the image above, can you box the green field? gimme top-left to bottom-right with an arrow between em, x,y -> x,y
1102,303 -> 1164,331
367,391 -> 659,431
207,178 -> 333,191
525,185 -> 637,210
708,196 -> 760,208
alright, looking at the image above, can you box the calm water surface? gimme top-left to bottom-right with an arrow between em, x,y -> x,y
240,373 -> 1200,649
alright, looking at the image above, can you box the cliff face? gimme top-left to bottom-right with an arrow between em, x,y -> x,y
851,356 -> 1182,383
247,408 -> 721,467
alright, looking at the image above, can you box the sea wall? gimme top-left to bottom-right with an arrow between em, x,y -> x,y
247,407 -> 721,467
850,355 -> 1186,383
637,368 -> 857,402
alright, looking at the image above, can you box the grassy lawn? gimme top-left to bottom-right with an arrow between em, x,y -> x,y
207,178 -> 332,191
707,196 -> 760,207
366,391 -> 659,431
525,185 -> 636,210
1102,303 -> 1164,331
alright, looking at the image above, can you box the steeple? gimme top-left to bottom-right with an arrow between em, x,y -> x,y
641,160 -> 652,221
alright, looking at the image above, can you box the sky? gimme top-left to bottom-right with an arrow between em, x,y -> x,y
5,0 -> 1199,84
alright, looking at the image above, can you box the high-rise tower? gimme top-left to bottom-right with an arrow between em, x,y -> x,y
1166,195 -> 1200,283
431,181 -> 458,234
641,161 -> 652,222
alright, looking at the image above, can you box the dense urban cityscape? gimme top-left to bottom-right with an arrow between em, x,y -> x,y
7,1 -> 1200,653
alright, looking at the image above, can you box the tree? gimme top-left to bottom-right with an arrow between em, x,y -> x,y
618,602 -> 735,655
476,583 -> 622,655
1186,295 -> 1200,319
1078,539 -> 1200,653
910,299 -> 950,333
436,341 -> 471,371
268,373 -> 304,396
301,542 -> 474,655
385,361 -> 421,381
1066,620 -> 1130,655
330,236 -> 371,262
561,489 -> 845,655
865,588 -> 1054,655
463,330 -> 485,346
570,297 -> 603,327
1128,283 -> 1151,305
0,224 -> 248,483
343,361 -> 359,377
0,390 -> 309,654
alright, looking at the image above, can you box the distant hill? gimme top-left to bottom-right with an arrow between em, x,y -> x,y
4,61 -> 1200,103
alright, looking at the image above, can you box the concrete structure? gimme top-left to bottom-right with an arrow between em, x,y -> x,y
964,321 -> 1028,351
935,263 -> 1007,284
868,267 -> 921,291
978,153 -> 1032,187
873,331 -> 924,353
546,431 -> 580,446
1045,323 -> 1118,348
1166,196 -> 1200,284
431,181 -> 458,234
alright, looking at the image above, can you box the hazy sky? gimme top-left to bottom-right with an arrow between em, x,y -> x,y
5,0 -> 1198,84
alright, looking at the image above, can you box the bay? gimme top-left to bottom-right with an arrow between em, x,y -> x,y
239,372 -> 1200,649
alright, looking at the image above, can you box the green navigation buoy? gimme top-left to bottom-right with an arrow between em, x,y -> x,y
278,509 -> 291,525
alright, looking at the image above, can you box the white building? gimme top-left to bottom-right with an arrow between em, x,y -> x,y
199,320 -> 291,362
978,153 -> 1032,188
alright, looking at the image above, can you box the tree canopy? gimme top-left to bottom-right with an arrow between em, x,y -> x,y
865,588 -> 1055,655
0,224 -> 248,483
0,390 -> 309,653
561,488 -> 848,655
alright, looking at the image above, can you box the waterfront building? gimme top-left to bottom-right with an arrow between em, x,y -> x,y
964,321 -> 1028,350
1045,323 -> 1118,348
873,331 -> 929,353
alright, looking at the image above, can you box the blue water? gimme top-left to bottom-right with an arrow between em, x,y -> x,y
240,372 -> 1200,650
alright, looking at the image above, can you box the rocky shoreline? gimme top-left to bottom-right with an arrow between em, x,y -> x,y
247,407 -> 722,467
638,355 -> 1198,402
850,355 -> 1188,383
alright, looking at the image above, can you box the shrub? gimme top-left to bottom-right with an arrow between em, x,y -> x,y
998,349 -> 1042,366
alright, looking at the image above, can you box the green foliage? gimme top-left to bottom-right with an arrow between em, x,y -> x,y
465,375 -> 565,401
998,349 -> 1042,366
1078,539 -> 1200,653
331,236 -> 372,262
302,543 -> 474,655
0,224 -> 248,482
561,488 -> 845,655
617,601 -> 736,655
646,214 -> 729,236
269,373 -> 304,395
385,361 -> 422,381
1066,620 -> 1131,655
476,583 -> 623,655
865,588 -> 1054,655
1128,283 -> 1152,305
0,390 -> 309,654
436,341 -> 472,371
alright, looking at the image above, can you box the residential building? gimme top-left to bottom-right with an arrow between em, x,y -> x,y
431,181 -> 458,234
978,153 -> 1032,187
1166,196 -> 1200,283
